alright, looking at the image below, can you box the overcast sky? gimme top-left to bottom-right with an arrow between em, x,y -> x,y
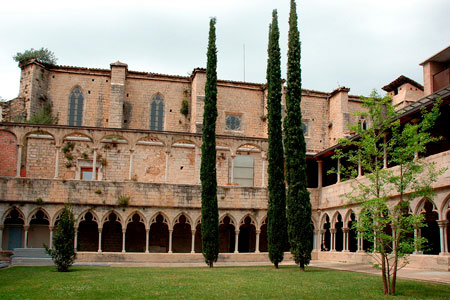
1,0 -> 449,100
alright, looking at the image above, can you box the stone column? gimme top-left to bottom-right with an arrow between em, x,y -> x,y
49,226 -> 54,249
357,235 -> 363,253
330,229 -> 336,251
74,227 -> 78,251
98,228 -> 102,253
168,229 -> 173,253
92,147 -> 98,181
128,149 -> 134,180
343,228 -> 349,252
24,225 -> 29,248
191,230 -> 196,254
317,160 -> 323,188
337,158 -> 341,183
145,229 -> 149,253
255,230 -> 260,253
165,150 -> 170,183
320,230 -> 325,251
313,229 -> 319,251
234,230 -> 239,253
122,229 -> 126,253
0,225 -> 3,250
437,220 -> 448,254
261,152 -> 266,187
16,144 -> 23,177
230,155 -> 236,184
54,146 -> 61,179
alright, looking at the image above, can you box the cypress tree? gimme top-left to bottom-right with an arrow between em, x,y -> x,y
266,9 -> 288,268
284,0 -> 313,271
45,205 -> 76,272
201,17 -> 219,268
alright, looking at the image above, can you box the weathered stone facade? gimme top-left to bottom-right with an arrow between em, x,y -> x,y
1,46 -> 450,270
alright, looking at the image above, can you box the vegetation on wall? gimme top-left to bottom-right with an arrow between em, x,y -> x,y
284,0 -> 313,271
200,17 -> 220,268
266,9 -> 288,269
117,195 -> 130,207
26,103 -> 59,125
45,205 -> 76,272
335,91 -> 445,295
180,99 -> 189,117
13,48 -> 57,65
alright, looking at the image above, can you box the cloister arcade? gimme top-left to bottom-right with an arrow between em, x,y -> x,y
2,197 -> 449,256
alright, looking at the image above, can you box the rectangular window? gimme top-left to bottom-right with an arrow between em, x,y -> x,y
229,155 -> 254,187
226,114 -> 242,131
81,167 -> 98,180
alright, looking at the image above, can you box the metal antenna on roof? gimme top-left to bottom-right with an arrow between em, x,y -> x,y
243,44 -> 246,82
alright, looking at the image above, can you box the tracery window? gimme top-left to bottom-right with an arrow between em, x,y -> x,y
68,88 -> 84,126
226,114 -> 241,131
150,94 -> 164,131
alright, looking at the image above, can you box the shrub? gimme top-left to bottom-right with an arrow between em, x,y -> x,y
45,205 -> 76,272
13,48 -> 57,65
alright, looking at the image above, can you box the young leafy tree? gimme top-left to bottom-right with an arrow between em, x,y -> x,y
13,48 -> 57,65
266,9 -> 288,269
200,17 -> 219,268
337,90 -> 444,295
45,205 -> 76,272
284,0 -> 313,271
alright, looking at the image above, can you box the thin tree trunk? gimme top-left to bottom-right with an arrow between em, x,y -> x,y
209,261 -> 213,268
274,262 -> 279,269
381,252 -> 388,294
300,261 -> 305,271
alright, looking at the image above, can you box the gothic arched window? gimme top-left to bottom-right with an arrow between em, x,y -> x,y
68,88 -> 84,126
150,94 -> 164,131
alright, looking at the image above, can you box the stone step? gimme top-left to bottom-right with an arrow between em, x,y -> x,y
12,248 -> 51,258
11,257 -> 54,266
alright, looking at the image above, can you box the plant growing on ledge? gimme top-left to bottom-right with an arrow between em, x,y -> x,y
95,189 -> 102,195
36,197 -> 43,205
117,194 -> 130,207
180,99 -> 189,117
13,47 -> 57,65
26,103 -> 59,125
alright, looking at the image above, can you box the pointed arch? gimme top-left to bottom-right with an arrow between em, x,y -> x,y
125,210 -> 147,229
68,86 -> 84,126
76,209 -> 100,227
27,207 -> 50,226
173,212 -> 193,226
219,213 -> 237,226
320,212 -> 330,229
2,207 -> 25,225
101,210 -> 124,228
344,209 -> 355,225
239,214 -> 257,228
414,198 -> 438,216
149,211 -> 171,229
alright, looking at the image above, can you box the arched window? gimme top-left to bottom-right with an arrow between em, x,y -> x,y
150,94 -> 164,131
68,88 -> 84,126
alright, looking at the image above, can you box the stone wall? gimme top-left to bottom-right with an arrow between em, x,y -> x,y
0,131 -> 17,176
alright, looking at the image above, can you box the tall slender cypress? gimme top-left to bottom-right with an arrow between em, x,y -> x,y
285,0 -> 312,271
201,17 -> 219,268
266,10 -> 288,268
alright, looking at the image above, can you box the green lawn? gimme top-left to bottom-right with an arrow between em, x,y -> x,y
0,265 -> 448,300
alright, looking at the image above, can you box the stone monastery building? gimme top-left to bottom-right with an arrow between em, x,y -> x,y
0,45 -> 449,269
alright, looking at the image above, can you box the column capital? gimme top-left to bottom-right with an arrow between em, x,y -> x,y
169,229 -> 173,233
256,229 -> 261,234
0,225 -> 3,230
129,148 -> 135,153
235,229 -> 240,234
437,220 -> 449,227
98,227 -> 103,233
342,227 -> 349,233
330,229 -> 337,234
23,225 -> 29,231
191,230 -> 196,235
49,226 -> 54,231
122,229 -> 126,234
